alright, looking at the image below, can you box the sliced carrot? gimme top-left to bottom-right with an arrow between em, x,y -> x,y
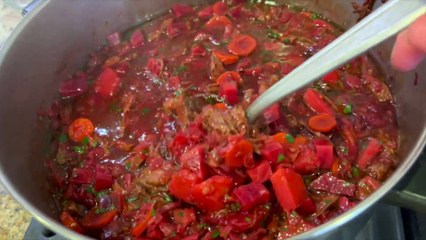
294,136 -> 308,145
214,102 -> 227,110
228,34 -> 257,56
131,210 -> 153,237
80,209 -> 117,230
212,50 -> 239,65
331,159 -> 340,176
308,113 -> 337,132
60,211 -> 84,233
225,139 -> 254,168
68,118 -> 95,142
205,15 -> 232,30
272,132 -> 287,145
216,71 -> 243,85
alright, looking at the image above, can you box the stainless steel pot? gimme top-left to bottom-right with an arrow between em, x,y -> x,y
0,0 -> 425,239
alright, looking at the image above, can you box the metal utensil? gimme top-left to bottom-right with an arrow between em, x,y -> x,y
246,0 -> 426,122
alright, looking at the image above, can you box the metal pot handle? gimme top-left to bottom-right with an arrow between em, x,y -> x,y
382,150 -> 426,213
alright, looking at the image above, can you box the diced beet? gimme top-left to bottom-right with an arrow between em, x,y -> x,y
310,173 -> 356,197
159,222 -> 176,238
263,103 -> 281,124
338,196 -> 356,213
191,44 -> 206,57
219,80 -> 239,105
198,6 -> 213,19
59,75 -> 88,98
130,29 -> 145,47
313,139 -> 334,169
167,21 -> 186,39
65,184 -> 95,208
296,197 -> 317,216
179,145 -> 207,179
293,146 -> 320,175
70,167 -> 94,184
261,141 -> 286,165
280,11 -> 294,23
95,67 -> 120,97
95,165 -> 114,191
357,175 -> 381,200
236,57 -> 251,71
322,70 -> 339,84
171,3 -> 194,18
107,32 -> 121,46
281,64 -> 294,77
270,168 -> 308,211
229,5 -> 243,19
357,138 -> 381,170
247,161 -> 272,183
146,58 -> 164,76
345,75 -> 362,89
233,182 -> 270,211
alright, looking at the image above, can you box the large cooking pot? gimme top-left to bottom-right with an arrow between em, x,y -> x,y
0,0 -> 425,239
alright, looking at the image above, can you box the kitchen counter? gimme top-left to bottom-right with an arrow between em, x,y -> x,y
0,1 -> 32,239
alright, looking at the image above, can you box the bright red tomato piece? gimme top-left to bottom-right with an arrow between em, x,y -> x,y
191,175 -> 233,212
95,67 -> 120,97
270,168 -> 308,211
169,169 -> 201,203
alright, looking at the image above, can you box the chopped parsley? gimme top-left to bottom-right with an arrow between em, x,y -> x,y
205,95 -> 217,105
174,65 -> 188,75
283,38 -> 291,44
245,217 -> 251,223
177,211 -> 184,218
343,104 -> 353,114
109,102 -> 123,113
291,210 -> 297,217
266,29 -> 282,39
211,230 -> 220,238
230,202 -> 241,212
141,107 -> 151,116
141,149 -> 149,155
173,90 -> 182,97
352,166 -> 360,178
74,146 -> 85,154
340,146 -> 349,155
87,185 -> 96,194
127,196 -> 138,202
311,12 -> 319,19
197,222 -> 207,229
151,209 -> 157,217
87,78 -> 95,85
59,133 -> 68,143
285,134 -> 295,143
81,136 -> 90,146
96,191 -> 108,198
164,194 -> 173,203
277,154 -> 285,163
125,162 -> 132,170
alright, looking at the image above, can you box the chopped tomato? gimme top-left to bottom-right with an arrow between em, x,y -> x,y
308,113 -> 337,132
198,6 -> 213,19
313,139 -> 334,169
228,34 -> 257,56
357,138 -> 381,170
60,211 -> 84,233
322,70 -> 339,84
225,139 -> 254,168
95,67 -> 120,97
214,102 -> 227,110
216,71 -> 243,85
171,3 -> 194,18
303,88 -> 334,115
233,182 -> 270,211
80,208 -> 117,230
191,175 -> 233,212
169,169 -> 201,203
213,50 -> 239,65
212,1 -> 228,15
270,168 -> 308,211
68,118 -> 94,142
247,161 -> 272,183
179,145 -> 207,179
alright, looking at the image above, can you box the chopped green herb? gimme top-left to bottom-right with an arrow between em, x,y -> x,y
141,149 -> 149,155
91,140 -> 98,148
266,29 -> 282,39
311,12 -> 319,19
261,50 -> 273,63
197,222 -> 207,229
245,217 -> 251,223
127,196 -> 138,202
87,185 -> 96,194
283,38 -> 291,44
323,199 -> 332,204
125,162 -> 132,170
74,146 -> 85,154
340,146 -> 349,155
291,211 -> 297,217
205,95 -> 217,105
96,191 -> 108,198
211,230 -> 220,238
285,134 -> 295,143
230,202 -> 241,212
109,102 -> 123,113
81,136 -> 90,146
164,194 -> 173,203
343,104 -> 353,114
174,65 -> 188,75
352,166 -> 360,178
141,108 -> 151,116
304,176 -> 313,185
59,133 -> 68,143
177,211 -> 184,218
277,154 -> 285,163
282,226 -> 289,232
87,78 -> 95,85
174,90 -> 182,97
151,209 -> 157,217
95,208 -> 109,214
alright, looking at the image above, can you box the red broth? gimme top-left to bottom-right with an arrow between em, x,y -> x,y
43,1 -> 400,239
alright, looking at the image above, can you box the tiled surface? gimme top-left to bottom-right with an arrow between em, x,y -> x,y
0,2 -> 32,239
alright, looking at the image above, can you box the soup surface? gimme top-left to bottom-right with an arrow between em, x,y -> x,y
43,1 -> 400,239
